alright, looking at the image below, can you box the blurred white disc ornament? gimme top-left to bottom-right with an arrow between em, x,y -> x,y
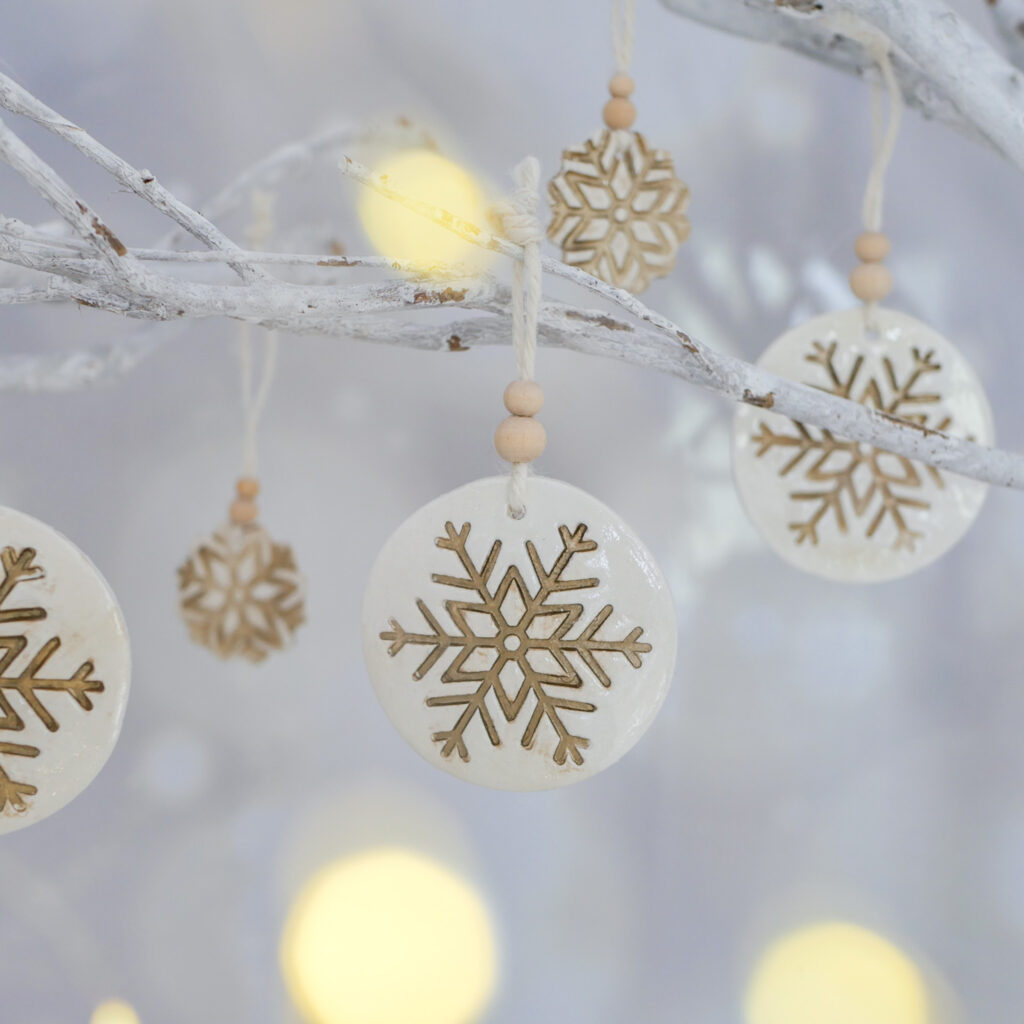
732,308 -> 994,583
362,477 -> 677,790
0,507 -> 130,834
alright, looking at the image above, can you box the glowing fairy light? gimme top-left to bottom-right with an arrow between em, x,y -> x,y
745,921 -> 929,1024
90,1000 -> 141,1024
357,150 -> 491,276
280,846 -> 498,1024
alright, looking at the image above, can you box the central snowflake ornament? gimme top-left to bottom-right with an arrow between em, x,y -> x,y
548,129 -> 690,293
363,478 -> 677,790
732,308 -> 995,583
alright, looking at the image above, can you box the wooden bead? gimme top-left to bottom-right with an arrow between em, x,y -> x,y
609,73 -> 635,98
854,231 -> 891,263
849,262 -> 893,303
495,416 -> 546,464
236,477 -> 260,499
229,498 -> 259,525
603,97 -> 637,130
503,380 -> 544,417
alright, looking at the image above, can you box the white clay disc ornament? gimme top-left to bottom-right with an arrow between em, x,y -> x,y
0,508 -> 130,833
732,307 -> 994,583
362,477 -> 676,790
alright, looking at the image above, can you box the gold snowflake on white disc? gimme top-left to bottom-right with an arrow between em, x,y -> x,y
547,128 -> 690,293
732,308 -> 994,583
0,507 -> 130,834
362,477 -> 678,791
178,522 -> 305,662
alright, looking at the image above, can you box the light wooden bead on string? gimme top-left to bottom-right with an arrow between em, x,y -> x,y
495,381 -> 546,465
230,476 -> 261,525
604,74 -> 637,130
850,231 -> 894,304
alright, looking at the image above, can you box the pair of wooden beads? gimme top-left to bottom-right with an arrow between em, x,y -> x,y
604,73 -> 636,131
230,477 -> 260,525
495,381 -> 546,465
850,231 -> 893,304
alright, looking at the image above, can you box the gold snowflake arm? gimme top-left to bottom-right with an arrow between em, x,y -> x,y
0,636 -> 102,730
427,687 -> 501,763
788,488 -> 850,545
431,522 -> 502,598
752,421 -> 832,475
880,348 -> 943,411
0,743 -> 38,813
525,524 -> 598,597
865,485 -> 930,551
380,600 -> 475,681
0,548 -> 46,624
561,605 -> 651,688
521,690 -> 594,767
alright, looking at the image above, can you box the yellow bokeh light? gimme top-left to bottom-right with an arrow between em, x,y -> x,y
358,150 -> 491,275
280,846 -> 498,1024
745,921 -> 929,1024
90,999 -> 140,1024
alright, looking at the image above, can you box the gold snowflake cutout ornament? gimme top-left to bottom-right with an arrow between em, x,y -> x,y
362,477 -> 677,790
178,479 -> 305,662
732,308 -> 994,582
547,75 -> 690,293
0,507 -> 130,834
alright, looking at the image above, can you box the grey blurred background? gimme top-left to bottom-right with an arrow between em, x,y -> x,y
2,1 -> 1023,1021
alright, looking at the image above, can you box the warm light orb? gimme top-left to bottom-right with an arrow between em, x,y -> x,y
280,846 -> 498,1024
745,921 -> 929,1024
90,999 -> 141,1024
358,150 -> 491,275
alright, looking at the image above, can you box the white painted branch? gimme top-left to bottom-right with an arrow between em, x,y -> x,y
0,117 -> 136,280
0,43 -> 1021,489
987,0 -> 1024,71
0,72 -> 263,283
659,0 -> 1024,168
162,118 -> 431,253
338,156 -> 715,377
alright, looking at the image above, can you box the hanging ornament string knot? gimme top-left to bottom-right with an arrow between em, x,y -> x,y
492,157 -> 546,520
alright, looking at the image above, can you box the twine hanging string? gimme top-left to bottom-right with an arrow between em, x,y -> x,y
238,323 -> 278,478
861,33 -> 903,234
238,190 -> 279,480
493,157 -> 544,518
608,0 -> 638,156
611,0 -> 636,74
823,12 -> 905,329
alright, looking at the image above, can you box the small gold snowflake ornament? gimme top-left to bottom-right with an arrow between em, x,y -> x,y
0,507 -> 130,834
179,479 -> 305,662
732,308 -> 994,583
362,477 -> 677,791
547,74 -> 690,292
